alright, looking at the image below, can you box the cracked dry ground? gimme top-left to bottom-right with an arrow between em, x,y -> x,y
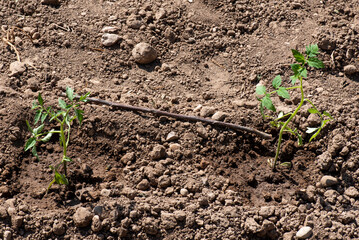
1,0 -> 359,239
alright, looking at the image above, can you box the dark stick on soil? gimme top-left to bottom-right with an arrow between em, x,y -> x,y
63,94 -> 272,139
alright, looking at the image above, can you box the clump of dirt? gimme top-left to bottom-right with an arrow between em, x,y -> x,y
1,0 -> 359,239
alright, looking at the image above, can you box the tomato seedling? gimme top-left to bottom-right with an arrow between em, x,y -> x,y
256,44 -> 333,170
25,87 -> 90,191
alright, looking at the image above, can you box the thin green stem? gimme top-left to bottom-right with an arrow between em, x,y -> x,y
60,122 -> 67,176
272,76 -> 305,170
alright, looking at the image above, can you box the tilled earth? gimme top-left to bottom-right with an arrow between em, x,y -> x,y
1,0 -> 359,239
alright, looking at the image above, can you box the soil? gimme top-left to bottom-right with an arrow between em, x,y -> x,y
1,0 -> 359,239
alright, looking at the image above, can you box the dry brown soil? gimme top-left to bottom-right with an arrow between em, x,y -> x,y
1,0 -> 359,239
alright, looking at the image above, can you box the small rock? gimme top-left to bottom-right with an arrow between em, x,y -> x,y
196,123 -> 208,139
53,221 -> 66,235
169,143 -> 181,152
91,215 -> 102,232
233,100 -> 257,108
11,216 -> 23,230
200,106 -> 215,117
41,0 -> 60,6
100,189 -> 111,197
339,212 -> 355,224
307,114 -> 321,127
166,131 -> 179,142
155,8 -> 167,20
149,145 -> 166,160
296,226 -> 313,239
101,33 -> 121,47
258,206 -> 275,218
137,179 -> 150,191
343,65 -> 358,75
73,207 -> 93,228
212,111 -> 227,121
161,212 -> 177,229
121,152 -> 135,165
93,206 -> 103,216
164,28 -> 176,42
180,188 -> 189,196
9,61 -> 26,77
328,134 -> 346,156
320,176 -> 338,188
227,30 -> 236,36
132,42 -> 157,64
344,186 -> 359,198
0,206 -> 8,219
101,26 -> 119,33
126,14 -> 143,29
143,217 -> 159,235
198,197 -> 209,207
158,175 -> 171,189
245,217 -> 261,233
3,230 -> 12,240
318,39 -> 336,50
174,210 -> 186,221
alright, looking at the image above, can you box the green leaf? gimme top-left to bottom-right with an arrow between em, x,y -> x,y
272,75 -> 282,89
259,102 -> 265,119
307,57 -> 325,68
33,124 -> 44,135
291,63 -> 301,73
323,111 -> 333,119
32,100 -> 39,110
32,146 -> 39,160
41,112 -> 48,123
34,109 -> 42,124
79,92 -> 90,102
75,108 -> 84,125
306,127 -> 318,134
280,162 -> 292,168
63,156 -> 72,162
291,49 -> 305,63
297,132 -> 303,146
308,108 -> 319,114
50,111 -> 63,122
66,87 -> 74,101
309,128 -> 322,142
25,137 -> 36,151
276,87 -> 290,99
38,93 -> 44,106
26,120 -> 33,133
41,131 -> 53,142
256,85 -> 266,95
290,75 -> 299,85
305,44 -> 319,57
54,171 -> 69,185
262,95 -> 276,112
58,98 -> 67,109
299,68 -> 307,78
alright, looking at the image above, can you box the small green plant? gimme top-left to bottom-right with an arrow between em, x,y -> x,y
25,87 -> 90,191
256,44 -> 333,170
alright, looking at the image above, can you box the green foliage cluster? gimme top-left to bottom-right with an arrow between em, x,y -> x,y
256,44 -> 333,169
25,87 -> 90,191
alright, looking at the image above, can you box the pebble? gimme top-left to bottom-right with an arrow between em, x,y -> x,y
158,175 -> 171,188
166,131 -> 179,142
132,42 -> 157,64
121,152 -> 135,165
126,14 -> 142,29
93,206 -> 103,216
344,186 -> 359,198
343,65 -> 358,75
91,215 -> 102,232
9,61 -> 26,77
232,100 -> 257,108
212,111 -> 227,121
161,212 -> 177,229
174,210 -> 186,221
0,206 -> 8,218
137,179 -> 150,191
320,175 -> 338,188
101,26 -> 119,33
41,0 -> 60,6
258,206 -> 275,218
180,188 -> 189,196
100,188 -> 111,197
73,207 -> 93,227
149,145 -> 166,160
11,216 -> 23,229
3,230 -> 12,240
296,226 -> 313,239
155,8 -> 167,20
101,33 -> 121,47
200,106 -> 215,117
169,143 -> 181,152
53,221 -> 66,235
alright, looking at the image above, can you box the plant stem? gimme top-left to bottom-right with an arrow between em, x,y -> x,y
272,76 -> 305,170
60,122 -> 67,176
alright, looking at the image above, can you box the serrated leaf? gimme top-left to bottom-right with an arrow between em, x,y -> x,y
58,98 -> 67,109
308,108 -> 319,114
272,75 -> 282,89
291,63 -> 301,73
276,87 -> 290,99
63,156 -> 72,162
256,85 -> 266,95
292,49 -> 305,63
26,120 -> 33,133
33,124 -> 44,135
34,109 -> 42,124
299,68 -> 307,78
306,127 -> 318,134
41,131 -> 53,142
306,44 -> 319,57
290,75 -> 298,85
262,95 -> 276,112
307,57 -> 325,68
66,87 -> 74,101
25,137 -> 36,151
79,92 -> 90,102
75,108 -> 84,125
38,93 -> 44,106
323,111 -> 333,119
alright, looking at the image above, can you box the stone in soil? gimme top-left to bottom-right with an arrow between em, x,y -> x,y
343,65 -> 358,75
73,207 -> 93,227
160,212 -> 177,229
41,0 -> 60,6
296,226 -> 313,239
53,221 -> 66,235
91,215 -> 102,232
132,42 -> 157,64
149,145 -> 166,160
344,186 -> 359,198
320,175 -> 338,188
200,106 -> 216,117
9,61 -> 26,76
101,33 -> 121,47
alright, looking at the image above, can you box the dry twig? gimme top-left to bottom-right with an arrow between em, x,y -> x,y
62,94 -> 272,139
